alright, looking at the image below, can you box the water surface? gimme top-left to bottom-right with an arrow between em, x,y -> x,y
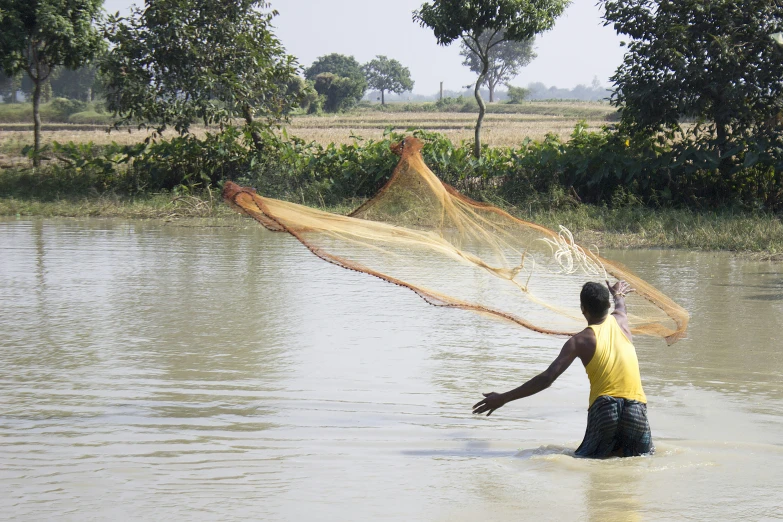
1,218 -> 782,521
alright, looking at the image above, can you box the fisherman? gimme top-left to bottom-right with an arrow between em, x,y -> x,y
472,280 -> 653,458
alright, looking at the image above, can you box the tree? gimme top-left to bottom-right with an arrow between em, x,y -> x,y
363,55 -> 414,105
459,32 -> 535,103
312,72 -> 365,112
506,84 -> 529,104
603,0 -> 783,149
304,54 -> 366,111
0,0 -> 104,165
414,0 -> 570,157
101,0 -> 299,151
0,71 -> 21,103
50,65 -> 100,101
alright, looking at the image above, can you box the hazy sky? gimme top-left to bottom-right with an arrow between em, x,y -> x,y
103,0 -> 626,95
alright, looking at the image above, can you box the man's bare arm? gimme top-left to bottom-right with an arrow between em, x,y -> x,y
607,280 -> 633,340
472,336 -> 584,416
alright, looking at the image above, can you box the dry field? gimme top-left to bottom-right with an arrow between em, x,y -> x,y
0,102 -> 614,164
285,111 -> 609,146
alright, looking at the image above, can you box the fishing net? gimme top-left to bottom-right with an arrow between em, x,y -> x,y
224,137 -> 688,344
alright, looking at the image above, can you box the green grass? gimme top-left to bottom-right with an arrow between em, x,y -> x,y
0,100 -> 110,124
359,100 -> 618,120
0,193 -> 240,219
3,190 -> 782,257
526,205 -> 783,257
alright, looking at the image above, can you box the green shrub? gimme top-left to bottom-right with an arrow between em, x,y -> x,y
68,111 -> 112,124
50,98 -> 88,118
506,85 -> 530,104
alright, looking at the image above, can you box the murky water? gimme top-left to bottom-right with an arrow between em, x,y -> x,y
1,218 -> 782,521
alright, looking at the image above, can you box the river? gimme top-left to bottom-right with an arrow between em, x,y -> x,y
1,218 -> 782,521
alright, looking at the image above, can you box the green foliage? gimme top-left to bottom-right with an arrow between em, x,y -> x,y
4,123 -> 783,213
304,54 -> 367,112
284,75 -> 321,114
50,97 -> 88,118
0,0 -> 104,75
363,56 -> 415,105
0,71 -> 21,103
50,65 -> 100,101
100,0 -> 300,138
459,32 -> 536,102
0,100 -> 107,122
313,73 -> 365,113
413,0 -> 570,157
604,0 -> 783,175
0,0 -> 104,162
413,0 -> 571,45
305,54 -> 366,86
506,85 -> 530,104
67,110 -> 113,124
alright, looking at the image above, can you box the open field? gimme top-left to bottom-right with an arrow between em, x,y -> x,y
0,101 -> 615,162
285,109 -> 611,146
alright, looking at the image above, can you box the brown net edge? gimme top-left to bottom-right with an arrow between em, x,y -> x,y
223,181 -> 577,339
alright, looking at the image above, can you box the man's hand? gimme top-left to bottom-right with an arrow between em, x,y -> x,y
606,280 -> 634,299
472,392 -> 506,416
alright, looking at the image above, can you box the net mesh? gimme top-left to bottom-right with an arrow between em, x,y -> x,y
224,137 -> 688,344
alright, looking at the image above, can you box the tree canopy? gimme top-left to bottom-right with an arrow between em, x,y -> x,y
305,54 -> 366,111
604,0 -> 783,144
363,56 -> 414,105
0,0 -> 104,163
101,0 -> 299,149
460,32 -> 535,102
414,0 -> 570,157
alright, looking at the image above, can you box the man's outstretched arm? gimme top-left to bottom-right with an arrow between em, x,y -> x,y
607,280 -> 634,341
472,336 -> 583,416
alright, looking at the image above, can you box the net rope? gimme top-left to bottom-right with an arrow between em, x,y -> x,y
224,137 -> 688,344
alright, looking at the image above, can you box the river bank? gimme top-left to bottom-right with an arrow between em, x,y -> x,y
3,194 -> 782,259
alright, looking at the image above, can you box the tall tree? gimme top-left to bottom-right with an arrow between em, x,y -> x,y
0,0 -> 104,165
604,0 -> 783,148
363,56 -> 414,105
51,65 -> 100,101
414,0 -> 570,157
0,71 -> 21,103
305,54 -> 366,111
101,0 -> 299,150
460,32 -> 536,103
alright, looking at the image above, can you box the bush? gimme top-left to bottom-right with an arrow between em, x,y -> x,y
68,111 -> 112,124
506,85 -> 530,104
50,98 -> 89,118
5,120 -> 783,212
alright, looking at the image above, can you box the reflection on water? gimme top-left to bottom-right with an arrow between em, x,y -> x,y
1,218 -> 782,521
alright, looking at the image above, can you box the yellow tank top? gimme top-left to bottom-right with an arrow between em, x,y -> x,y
584,315 -> 647,407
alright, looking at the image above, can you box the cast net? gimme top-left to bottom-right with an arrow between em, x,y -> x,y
224,137 -> 688,344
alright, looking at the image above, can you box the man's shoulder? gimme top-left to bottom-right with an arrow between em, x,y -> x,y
570,327 -> 597,352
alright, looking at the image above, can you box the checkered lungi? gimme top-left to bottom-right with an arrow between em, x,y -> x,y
574,395 -> 654,458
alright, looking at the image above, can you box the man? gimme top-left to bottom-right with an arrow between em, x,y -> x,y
472,280 -> 653,458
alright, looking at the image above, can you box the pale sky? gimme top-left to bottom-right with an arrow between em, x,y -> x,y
104,0 -> 626,95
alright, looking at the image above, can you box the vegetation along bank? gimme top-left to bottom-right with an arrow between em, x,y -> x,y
1,0 -> 782,257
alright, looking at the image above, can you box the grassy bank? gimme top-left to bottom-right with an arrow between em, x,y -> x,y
2,193 -> 782,258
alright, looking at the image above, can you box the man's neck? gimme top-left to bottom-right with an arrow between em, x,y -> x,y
586,313 -> 609,326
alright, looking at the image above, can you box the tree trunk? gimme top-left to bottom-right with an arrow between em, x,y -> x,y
473,60 -> 489,158
716,119 -> 731,178
488,81 -> 495,103
381,90 -> 385,105
242,104 -> 264,154
32,76 -> 42,167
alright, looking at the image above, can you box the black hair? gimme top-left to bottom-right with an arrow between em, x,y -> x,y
580,282 -> 610,318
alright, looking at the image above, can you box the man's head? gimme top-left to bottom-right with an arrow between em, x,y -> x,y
580,282 -> 610,319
